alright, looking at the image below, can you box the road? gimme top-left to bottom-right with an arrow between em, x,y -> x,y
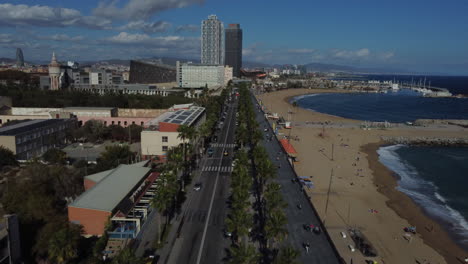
251,93 -> 342,264
161,95 -> 238,264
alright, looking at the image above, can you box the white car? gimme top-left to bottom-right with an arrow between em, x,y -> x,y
194,183 -> 202,191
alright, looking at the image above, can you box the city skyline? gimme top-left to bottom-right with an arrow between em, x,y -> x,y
0,0 -> 467,74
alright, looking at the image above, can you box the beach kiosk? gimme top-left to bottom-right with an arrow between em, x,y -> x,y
280,139 -> 299,164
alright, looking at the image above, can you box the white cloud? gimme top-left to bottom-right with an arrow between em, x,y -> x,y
119,20 -> 171,33
0,3 -> 111,29
175,24 -> 199,33
106,32 -> 152,43
380,51 -> 395,60
40,34 -> 84,41
287,48 -> 315,54
332,48 -> 370,59
0,34 -> 14,44
93,0 -> 205,20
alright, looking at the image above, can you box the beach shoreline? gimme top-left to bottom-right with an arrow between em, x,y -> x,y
256,88 -> 468,264
362,142 -> 468,264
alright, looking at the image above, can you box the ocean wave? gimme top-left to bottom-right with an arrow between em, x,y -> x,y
378,145 -> 468,242
291,93 -> 320,102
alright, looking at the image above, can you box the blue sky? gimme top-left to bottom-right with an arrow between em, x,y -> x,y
0,0 -> 467,74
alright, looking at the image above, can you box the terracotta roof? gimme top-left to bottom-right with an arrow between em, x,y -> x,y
280,139 -> 297,156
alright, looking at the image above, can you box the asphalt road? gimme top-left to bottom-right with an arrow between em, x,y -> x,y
251,94 -> 342,264
164,96 -> 238,264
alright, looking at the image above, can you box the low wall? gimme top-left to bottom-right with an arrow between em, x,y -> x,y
117,108 -> 167,118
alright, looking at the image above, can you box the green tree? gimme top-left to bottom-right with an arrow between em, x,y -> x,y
265,210 -> 288,249
47,225 -> 82,264
95,145 -> 135,172
227,242 -> 260,264
42,148 -> 67,164
273,246 -> 300,264
0,146 -> 18,170
111,248 -> 144,264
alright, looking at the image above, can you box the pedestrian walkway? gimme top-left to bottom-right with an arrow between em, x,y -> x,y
210,143 -> 236,148
202,166 -> 233,172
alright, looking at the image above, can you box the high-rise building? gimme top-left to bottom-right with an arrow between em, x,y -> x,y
15,48 -> 24,67
225,24 -> 242,77
201,15 -> 224,65
48,52 -> 61,90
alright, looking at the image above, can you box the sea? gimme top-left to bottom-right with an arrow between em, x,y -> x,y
293,75 -> 468,249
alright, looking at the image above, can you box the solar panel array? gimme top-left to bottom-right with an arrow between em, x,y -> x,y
161,106 -> 204,126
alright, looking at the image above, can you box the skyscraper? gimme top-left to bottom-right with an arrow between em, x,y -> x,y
15,48 -> 24,67
225,24 -> 243,77
201,15 -> 224,65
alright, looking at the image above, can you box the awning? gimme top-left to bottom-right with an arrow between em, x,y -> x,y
280,139 -> 297,157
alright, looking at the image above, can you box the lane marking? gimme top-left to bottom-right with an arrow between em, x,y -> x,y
196,102 -> 235,264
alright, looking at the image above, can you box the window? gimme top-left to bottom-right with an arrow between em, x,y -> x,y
162,146 -> 168,151
162,136 -> 168,143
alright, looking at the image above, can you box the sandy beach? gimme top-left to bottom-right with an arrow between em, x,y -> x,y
256,88 -> 468,264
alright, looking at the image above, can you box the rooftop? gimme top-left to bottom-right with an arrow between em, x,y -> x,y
70,163 -> 151,212
146,105 -> 205,128
85,160 -> 149,183
64,107 -> 116,111
0,119 -> 66,136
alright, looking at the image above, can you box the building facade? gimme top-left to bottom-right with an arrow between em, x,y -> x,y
0,215 -> 22,264
201,15 -> 224,65
176,61 -> 232,89
68,161 -> 157,237
0,118 -> 76,160
129,60 -> 176,84
141,104 -> 206,160
225,24 -> 243,77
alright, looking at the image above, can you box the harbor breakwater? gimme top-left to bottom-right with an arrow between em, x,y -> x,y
381,136 -> 468,147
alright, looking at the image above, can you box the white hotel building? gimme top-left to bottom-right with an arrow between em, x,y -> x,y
176,61 -> 232,89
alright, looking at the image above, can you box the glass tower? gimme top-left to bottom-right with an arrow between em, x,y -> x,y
225,24 -> 242,77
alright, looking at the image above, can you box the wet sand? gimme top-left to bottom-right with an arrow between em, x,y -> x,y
256,88 -> 468,264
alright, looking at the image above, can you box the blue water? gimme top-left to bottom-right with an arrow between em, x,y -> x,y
294,89 -> 468,122
378,145 -> 468,249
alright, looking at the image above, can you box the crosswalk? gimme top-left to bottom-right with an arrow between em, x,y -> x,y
202,166 -> 233,172
210,143 -> 236,148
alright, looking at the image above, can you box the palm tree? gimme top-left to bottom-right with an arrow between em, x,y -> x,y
227,242 -> 260,264
264,183 -> 287,212
111,248 -> 144,264
273,246 -> 300,264
226,208 -> 253,244
177,124 -> 196,189
265,210 -> 288,249
150,170 -> 178,243
48,225 -> 81,264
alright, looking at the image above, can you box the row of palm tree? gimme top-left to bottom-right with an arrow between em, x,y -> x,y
224,85 -> 260,264
235,84 -> 299,264
147,91 -> 232,253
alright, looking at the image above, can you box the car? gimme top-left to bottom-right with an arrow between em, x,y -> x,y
313,226 -> 321,234
213,135 -> 218,142
223,150 -> 229,156
231,159 -> 237,168
208,148 -> 214,157
194,183 -> 202,191
224,229 -> 232,238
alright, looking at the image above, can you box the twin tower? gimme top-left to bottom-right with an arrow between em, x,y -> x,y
201,15 -> 242,77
